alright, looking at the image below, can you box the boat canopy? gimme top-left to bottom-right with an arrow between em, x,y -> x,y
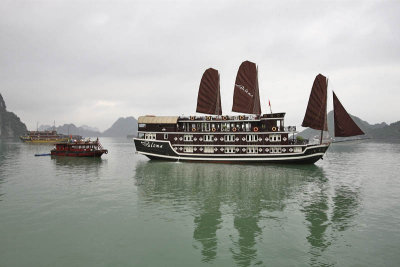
302,74 -> 328,131
138,116 -> 179,124
196,68 -> 222,115
232,61 -> 261,115
333,91 -> 364,137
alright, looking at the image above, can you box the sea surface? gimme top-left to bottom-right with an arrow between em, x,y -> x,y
0,138 -> 399,266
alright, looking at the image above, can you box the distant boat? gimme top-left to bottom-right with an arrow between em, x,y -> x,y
51,138 -> 108,157
133,61 -> 364,164
20,130 -> 70,144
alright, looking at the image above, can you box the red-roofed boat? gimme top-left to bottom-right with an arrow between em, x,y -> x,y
51,138 -> 108,157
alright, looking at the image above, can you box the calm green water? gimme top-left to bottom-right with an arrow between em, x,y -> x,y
0,138 -> 399,266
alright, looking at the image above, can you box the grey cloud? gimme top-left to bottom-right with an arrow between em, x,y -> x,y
1,0 -> 399,130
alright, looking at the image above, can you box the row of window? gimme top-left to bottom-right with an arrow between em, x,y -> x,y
182,122 -> 259,132
141,133 -> 287,143
181,134 -> 283,142
174,146 -> 302,154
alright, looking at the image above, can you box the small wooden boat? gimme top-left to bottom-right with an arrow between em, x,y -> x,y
51,138 -> 108,157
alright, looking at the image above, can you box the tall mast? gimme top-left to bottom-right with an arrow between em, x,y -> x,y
301,74 -> 329,138
320,78 -> 328,145
196,68 -> 222,115
232,61 -> 262,115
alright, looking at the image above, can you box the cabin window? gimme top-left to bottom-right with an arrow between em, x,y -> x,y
204,146 -> 214,153
205,123 -> 211,132
224,146 -> 236,153
294,147 -> 302,153
139,124 -> 146,128
246,146 -> 258,154
224,135 -> 235,142
221,123 -> 230,132
246,134 -> 258,142
183,134 -> 193,142
145,133 -> 156,140
184,146 -> 193,153
270,147 -> 282,154
164,134 -> 168,140
204,135 -> 214,142
269,134 -> 281,142
138,133 -> 144,138
245,123 -> 252,131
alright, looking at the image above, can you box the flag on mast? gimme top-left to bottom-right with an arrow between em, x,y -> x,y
268,99 -> 272,113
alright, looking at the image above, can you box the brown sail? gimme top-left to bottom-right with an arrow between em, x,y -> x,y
333,92 -> 364,137
232,61 -> 261,115
196,68 -> 222,115
302,74 -> 328,131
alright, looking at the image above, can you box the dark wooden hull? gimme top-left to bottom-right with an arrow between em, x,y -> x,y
134,138 -> 329,164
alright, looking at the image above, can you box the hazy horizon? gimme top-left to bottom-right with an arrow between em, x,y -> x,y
1,0 -> 399,131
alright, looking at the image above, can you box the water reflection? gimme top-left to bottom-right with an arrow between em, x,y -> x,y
0,139 -> 23,201
301,175 -> 361,266
135,162 -> 342,265
51,156 -> 106,178
193,186 -> 222,262
331,185 -> 360,232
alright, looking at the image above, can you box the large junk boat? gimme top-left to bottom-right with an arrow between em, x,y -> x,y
51,138 -> 108,157
20,130 -> 70,144
134,61 -> 364,164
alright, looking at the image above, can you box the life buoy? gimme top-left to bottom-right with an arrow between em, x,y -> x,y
272,127 -> 277,132
253,127 -> 259,132
105,150 -> 108,154
212,127 -> 216,132
232,127 -> 237,132
192,128 -> 196,132
222,116 -> 227,120
239,115 -> 244,120
206,116 -> 211,120
190,116 -> 195,120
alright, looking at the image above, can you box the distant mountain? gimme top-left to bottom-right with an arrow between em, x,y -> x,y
80,125 -> 100,132
0,93 -> 27,138
102,117 -> 138,137
39,123 -> 101,137
368,121 -> 400,139
39,116 -> 138,138
298,111 -> 397,140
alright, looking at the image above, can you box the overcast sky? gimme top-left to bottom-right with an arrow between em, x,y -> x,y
1,0 -> 399,131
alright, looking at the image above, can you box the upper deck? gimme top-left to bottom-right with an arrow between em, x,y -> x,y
137,113 -> 296,134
